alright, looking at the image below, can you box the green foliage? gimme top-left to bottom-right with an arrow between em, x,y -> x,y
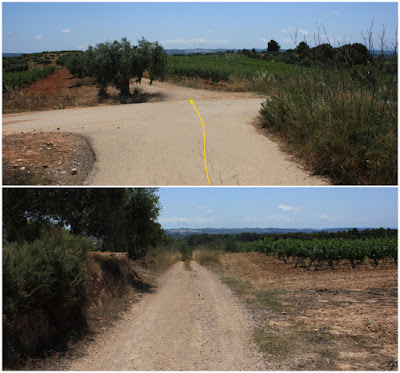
3,56 -> 29,73
253,237 -> 397,268
3,67 -> 56,92
259,61 -> 397,184
3,188 -> 163,260
335,43 -> 373,66
3,227 -> 91,361
267,40 -> 280,52
167,54 -> 305,83
311,43 -> 335,62
65,37 -> 167,97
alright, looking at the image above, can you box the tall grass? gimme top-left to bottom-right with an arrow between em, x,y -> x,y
259,62 -> 397,184
192,249 -> 222,265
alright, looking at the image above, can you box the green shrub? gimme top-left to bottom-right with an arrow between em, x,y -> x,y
259,62 -> 397,184
3,228 -> 92,364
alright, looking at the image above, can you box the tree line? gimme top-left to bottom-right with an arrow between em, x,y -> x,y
3,188 -> 164,259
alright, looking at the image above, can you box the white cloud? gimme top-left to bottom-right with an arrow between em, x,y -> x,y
278,204 -> 301,213
299,29 -> 310,36
34,35 -> 43,40
281,28 -> 294,33
320,214 -> 329,221
333,11 -> 341,16
60,28 -> 72,33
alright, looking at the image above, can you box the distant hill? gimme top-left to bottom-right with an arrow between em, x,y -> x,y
165,48 -> 268,55
3,53 -> 24,58
165,227 -> 374,237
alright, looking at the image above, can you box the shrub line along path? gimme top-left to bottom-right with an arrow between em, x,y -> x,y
3,79 -> 329,185
68,261 -> 265,371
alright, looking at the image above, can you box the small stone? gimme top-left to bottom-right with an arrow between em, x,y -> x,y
20,166 -> 25,171
16,159 -> 23,162
57,128 -> 60,130
42,165 -> 48,168
71,168 -> 78,175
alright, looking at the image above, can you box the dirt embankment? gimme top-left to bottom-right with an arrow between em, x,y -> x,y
5,251 -> 180,370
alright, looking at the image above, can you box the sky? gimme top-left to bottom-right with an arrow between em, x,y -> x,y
156,187 -> 398,229
2,2 -> 398,53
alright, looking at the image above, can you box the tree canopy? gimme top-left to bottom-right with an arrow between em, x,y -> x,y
267,40 -> 281,52
3,188 -> 163,259
65,37 -> 167,97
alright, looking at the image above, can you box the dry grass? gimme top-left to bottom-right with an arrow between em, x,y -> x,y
219,252 -> 398,370
184,258 -> 192,271
144,248 -> 182,271
165,75 -> 256,92
192,249 -> 222,266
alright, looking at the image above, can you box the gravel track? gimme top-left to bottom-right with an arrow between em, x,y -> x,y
68,261 -> 264,371
3,80 -> 329,185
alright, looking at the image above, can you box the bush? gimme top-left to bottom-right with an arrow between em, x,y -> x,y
3,228 -> 92,364
259,63 -> 397,184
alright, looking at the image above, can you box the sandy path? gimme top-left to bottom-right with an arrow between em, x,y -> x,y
3,80 -> 329,185
68,261 -> 262,371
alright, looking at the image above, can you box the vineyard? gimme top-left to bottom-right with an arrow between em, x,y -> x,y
252,237 -> 397,268
2,51 -> 75,93
167,54 -> 306,83
3,66 -> 56,92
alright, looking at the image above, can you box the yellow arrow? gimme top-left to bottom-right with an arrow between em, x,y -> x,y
190,99 -> 210,185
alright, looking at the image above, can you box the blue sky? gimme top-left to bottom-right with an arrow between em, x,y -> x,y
2,2 -> 398,53
156,187 -> 398,229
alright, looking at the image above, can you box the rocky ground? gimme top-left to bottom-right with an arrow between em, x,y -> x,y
3,132 -> 95,185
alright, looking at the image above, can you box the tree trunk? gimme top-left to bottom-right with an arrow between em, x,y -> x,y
119,78 -> 130,97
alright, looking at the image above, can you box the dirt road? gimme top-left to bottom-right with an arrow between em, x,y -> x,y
3,80 -> 329,185
68,261 -> 263,371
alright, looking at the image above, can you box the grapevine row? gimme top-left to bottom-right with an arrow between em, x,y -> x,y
252,238 -> 397,268
3,67 -> 56,92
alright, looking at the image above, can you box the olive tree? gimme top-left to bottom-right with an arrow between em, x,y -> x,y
66,37 -> 167,97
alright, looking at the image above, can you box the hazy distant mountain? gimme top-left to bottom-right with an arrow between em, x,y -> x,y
3,53 -> 24,58
165,48 -> 267,55
165,227 -> 372,237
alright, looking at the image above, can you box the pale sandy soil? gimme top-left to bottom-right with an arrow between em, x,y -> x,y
3,79 -> 329,186
67,261 -> 265,371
